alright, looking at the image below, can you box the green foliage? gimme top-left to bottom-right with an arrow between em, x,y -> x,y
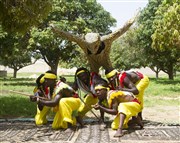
111,27 -> 147,70
0,0 -> 52,34
0,31 -> 37,77
51,0 -> 116,34
136,0 -> 179,79
29,0 -> 116,72
152,0 -> 180,51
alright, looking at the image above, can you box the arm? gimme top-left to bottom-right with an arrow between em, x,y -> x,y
93,99 -> 119,115
101,13 -> 138,43
38,93 -> 62,107
50,24 -> 87,50
118,77 -> 139,95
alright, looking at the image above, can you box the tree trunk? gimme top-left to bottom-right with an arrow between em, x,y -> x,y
13,69 -> 18,78
48,59 -> 59,75
155,71 -> 159,79
168,63 -> 174,80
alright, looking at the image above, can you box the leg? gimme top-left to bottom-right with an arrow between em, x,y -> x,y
138,112 -> 143,121
76,115 -> 84,128
114,113 -> 126,137
136,115 -> 144,129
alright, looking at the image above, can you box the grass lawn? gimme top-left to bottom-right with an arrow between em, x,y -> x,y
0,74 -> 179,119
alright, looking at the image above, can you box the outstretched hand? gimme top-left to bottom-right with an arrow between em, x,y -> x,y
29,96 -> 37,102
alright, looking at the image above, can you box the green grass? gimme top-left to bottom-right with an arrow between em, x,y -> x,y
0,74 -> 179,118
144,76 -> 180,107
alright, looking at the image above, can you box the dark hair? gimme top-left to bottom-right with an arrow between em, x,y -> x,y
94,77 -> 109,88
45,70 -> 56,75
75,67 -> 90,81
36,74 -> 44,87
105,68 -> 114,75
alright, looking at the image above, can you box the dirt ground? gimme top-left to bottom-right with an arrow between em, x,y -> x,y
143,105 -> 180,125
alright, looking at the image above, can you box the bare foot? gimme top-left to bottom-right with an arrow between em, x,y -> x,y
76,116 -> 84,127
100,123 -> 107,131
65,126 -> 76,133
114,128 -> 124,138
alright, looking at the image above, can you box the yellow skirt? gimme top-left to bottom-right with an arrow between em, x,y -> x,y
111,102 -> 141,130
52,97 -> 81,129
78,94 -> 98,117
35,105 -> 51,125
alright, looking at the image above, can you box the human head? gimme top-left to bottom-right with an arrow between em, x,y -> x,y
41,70 -> 57,87
94,80 -> 110,101
75,67 -> 90,85
105,68 -> 118,88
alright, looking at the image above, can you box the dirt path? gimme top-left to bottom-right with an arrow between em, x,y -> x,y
0,105 -> 180,143
0,119 -> 179,143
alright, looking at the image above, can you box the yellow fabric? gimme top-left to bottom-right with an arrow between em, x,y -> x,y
78,94 -> 98,117
35,105 -> 51,125
33,87 -> 38,93
44,73 -> 57,79
40,76 -> 45,84
135,75 -> 149,109
52,97 -> 81,129
105,69 -> 117,78
107,90 -> 125,108
111,102 -> 141,130
76,70 -> 86,75
95,85 -> 110,91
40,73 -> 57,83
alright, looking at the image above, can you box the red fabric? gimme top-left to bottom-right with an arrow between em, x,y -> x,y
44,87 -> 49,98
132,98 -> 141,104
72,93 -> 79,98
136,71 -> 144,79
118,72 -> 127,88
90,72 -> 99,98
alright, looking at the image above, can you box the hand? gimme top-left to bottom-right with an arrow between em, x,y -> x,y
91,103 -> 100,110
30,96 -> 37,102
116,86 -> 123,91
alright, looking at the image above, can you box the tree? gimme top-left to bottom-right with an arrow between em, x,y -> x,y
0,0 -> 51,34
0,31 -> 37,78
151,0 -> 180,79
137,0 -> 179,79
111,27 -> 147,71
29,0 -> 117,73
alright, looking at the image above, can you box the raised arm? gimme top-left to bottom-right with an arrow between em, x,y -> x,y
101,12 -> 139,43
50,24 -> 87,50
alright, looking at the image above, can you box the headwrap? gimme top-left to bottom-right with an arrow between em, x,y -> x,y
76,70 -> 86,76
105,69 -> 118,78
95,85 -> 110,91
40,73 -> 57,83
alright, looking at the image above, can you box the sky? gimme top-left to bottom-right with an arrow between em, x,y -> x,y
97,0 -> 148,30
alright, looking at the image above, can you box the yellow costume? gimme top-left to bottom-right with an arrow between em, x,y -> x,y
33,72 -> 57,125
34,87 -> 52,125
52,97 -> 81,129
107,90 -> 141,130
135,75 -> 149,109
52,81 -> 81,129
76,72 -> 99,117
